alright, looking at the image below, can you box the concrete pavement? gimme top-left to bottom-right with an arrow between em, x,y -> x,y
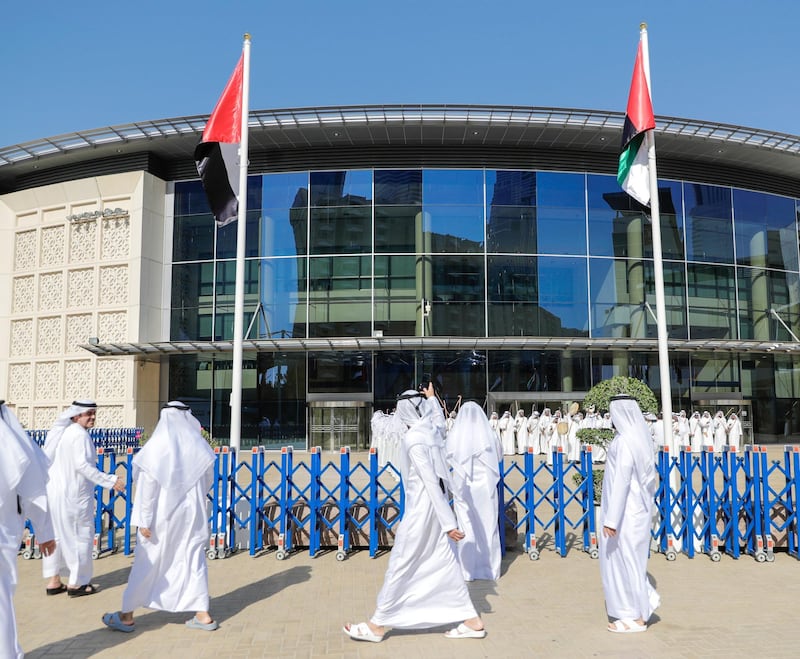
14,534 -> 800,658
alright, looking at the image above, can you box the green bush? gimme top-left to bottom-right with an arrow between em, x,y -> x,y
582,375 -> 658,415
572,469 -> 605,504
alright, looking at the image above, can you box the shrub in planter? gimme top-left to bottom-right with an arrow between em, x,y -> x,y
572,469 -> 605,505
582,375 -> 658,416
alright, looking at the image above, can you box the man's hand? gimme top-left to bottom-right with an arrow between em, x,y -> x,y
112,476 -> 125,492
139,527 -> 152,539
40,539 -> 56,557
447,528 -> 465,542
602,525 -> 617,538
423,382 -> 435,399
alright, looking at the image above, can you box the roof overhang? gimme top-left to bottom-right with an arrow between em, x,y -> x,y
79,337 -> 800,357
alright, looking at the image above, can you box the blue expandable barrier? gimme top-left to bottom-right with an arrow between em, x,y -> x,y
22,440 -> 800,564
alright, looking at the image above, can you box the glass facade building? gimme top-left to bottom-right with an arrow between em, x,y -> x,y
170,168 -> 800,448
4,104 -> 799,447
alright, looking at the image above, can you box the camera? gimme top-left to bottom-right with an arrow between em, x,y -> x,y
418,374 -> 435,393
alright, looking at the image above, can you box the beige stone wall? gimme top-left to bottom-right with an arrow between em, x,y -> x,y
0,171 -> 168,431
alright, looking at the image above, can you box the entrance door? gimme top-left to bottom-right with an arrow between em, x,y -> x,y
309,401 -> 371,451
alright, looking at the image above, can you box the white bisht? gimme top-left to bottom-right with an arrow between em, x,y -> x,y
1,403 -> 53,659
445,402 -> 502,581
599,396 -> 660,624
121,402 -> 216,613
371,391 -> 477,629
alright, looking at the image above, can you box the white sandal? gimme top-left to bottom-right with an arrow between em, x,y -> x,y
343,622 -> 384,643
444,622 -> 486,639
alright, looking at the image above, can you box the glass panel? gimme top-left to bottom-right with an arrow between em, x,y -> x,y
375,170 -> 422,205
486,170 -> 536,206
644,261 -> 687,339
419,350 -> 486,410
687,264 -> 737,339
487,350 -> 591,393
645,180 -> 684,261
375,205 -> 422,253
428,255 -> 485,336
261,172 -> 309,257
587,173 -> 648,258
689,353 -> 740,394
257,257 -> 307,339
425,206 -> 484,252
308,351 -> 371,393
684,183 -> 733,264
535,172 -> 586,256
252,352 -> 307,449
374,351 -> 416,410
488,256 -> 587,337
374,255 -> 417,336
309,206 -> 372,254
310,170 -> 372,206
215,176 -> 262,259
733,189 -> 798,270
589,257 -> 646,338
308,256 -> 371,337
173,212 -> 215,262
423,169 -> 483,205
738,268 -> 800,341
486,206 -> 536,253
167,355 -> 212,427
263,171 -> 309,208
171,262 -> 215,340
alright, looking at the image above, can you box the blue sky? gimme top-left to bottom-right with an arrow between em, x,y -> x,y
2,0 -> 797,147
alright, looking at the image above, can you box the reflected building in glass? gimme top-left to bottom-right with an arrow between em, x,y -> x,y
2,105 -> 800,447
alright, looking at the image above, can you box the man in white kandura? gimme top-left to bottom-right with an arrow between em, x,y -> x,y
599,394 -> 660,633
1,401 -> 56,659
42,400 -> 124,597
446,402 -> 503,582
103,402 -> 218,633
343,384 -> 485,642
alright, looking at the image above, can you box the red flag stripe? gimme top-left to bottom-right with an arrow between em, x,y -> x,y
621,42 -> 655,148
201,55 -> 244,144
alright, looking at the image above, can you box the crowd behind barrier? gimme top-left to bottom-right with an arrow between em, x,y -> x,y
19,443 -> 800,565
26,427 -> 143,453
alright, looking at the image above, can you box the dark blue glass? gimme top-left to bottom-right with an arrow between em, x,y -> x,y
733,189 -> 797,270
310,170 -> 372,206
258,257 -> 307,339
375,170 -> 422,204
308,256 -> 371,337
486,206 -> 536,253
687,264 -> 737,339
429,255 -> 485,336
488,256 -> 587,337
261,207 -> 307,257
684,183 -> 733,264
262,172 -> 309,208
423,170 -> 483,205
485,171 -> 536,206
535,172 -> 587,256
309,207 -> 372,254
587,174 -> 647,258
173,212 -> 215,262
425,206 -> 484,252
215,176 -> 262,259
308,351 -> 371,392
174,180 -> 210,216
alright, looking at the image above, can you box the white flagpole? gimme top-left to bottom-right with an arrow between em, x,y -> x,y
230,33 -> 251,452
639,23 -> 673,451
641,23 -> 681,552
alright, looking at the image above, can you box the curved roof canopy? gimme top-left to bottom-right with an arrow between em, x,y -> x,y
1,105 -> 799,195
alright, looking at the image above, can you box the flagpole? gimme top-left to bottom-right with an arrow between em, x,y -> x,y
638,24 -> 673,452
229,33 -> 251,452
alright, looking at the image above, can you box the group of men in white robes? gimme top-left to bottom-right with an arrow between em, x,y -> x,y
646,409 -> 745,453
345,384 -> 488,643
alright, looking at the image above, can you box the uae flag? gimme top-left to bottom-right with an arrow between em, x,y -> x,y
617,41 -> 655,206
194,55 -> 244,227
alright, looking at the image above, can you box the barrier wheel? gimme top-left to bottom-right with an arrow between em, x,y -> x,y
22,549 -> 32,560
755,552 -> 767,563
589,548 -> 599,560
91,550 -> 100,560
336,551 -> 347,562
766,553 -> 775,563
206,549 -> 217,560
709,551 -> 721,563
665,551 -> 677,562
528,550 -> 539,561
275,549 -> 287,561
